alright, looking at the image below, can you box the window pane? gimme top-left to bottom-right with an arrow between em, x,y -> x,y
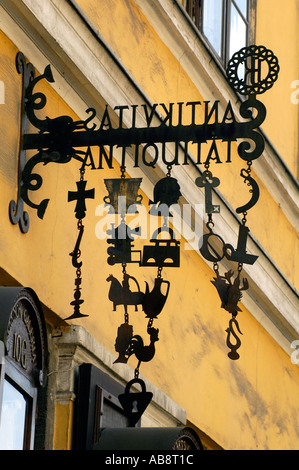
233,0 -> 247,18
102,398 -> 129,428
0,379 -> 27,450
229,3 -> 247,59
202,0 -> 223,56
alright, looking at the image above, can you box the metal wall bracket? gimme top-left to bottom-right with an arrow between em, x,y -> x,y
9,52 -> 35,233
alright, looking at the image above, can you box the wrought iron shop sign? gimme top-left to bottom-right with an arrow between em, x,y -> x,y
10,46 -> 278,228
8,46 -> 279,423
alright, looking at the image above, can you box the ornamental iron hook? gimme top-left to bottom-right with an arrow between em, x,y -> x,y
226,316 -> 243,360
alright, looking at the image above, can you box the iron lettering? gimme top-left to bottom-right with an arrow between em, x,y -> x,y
12,333 -> 27,369
7,302 -> 37,369
22,98 -> 265,169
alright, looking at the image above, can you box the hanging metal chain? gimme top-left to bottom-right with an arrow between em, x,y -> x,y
120,164 -> 126,178
166,164 -> 172,177
241,160 -> 252,225
65,215 -> 88,319
207,212 -> 214,230
242,211 -> 248,225
121,262 -> 130,324
65,164 -> 96,320
246,160 -> 252,175
213,262 -> 219,277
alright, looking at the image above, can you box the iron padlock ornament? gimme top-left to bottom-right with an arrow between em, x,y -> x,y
118,378 -> 153,427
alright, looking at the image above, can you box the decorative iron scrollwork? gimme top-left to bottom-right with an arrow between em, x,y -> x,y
9,52 -> 34,232
12,54 -> 97,223
226,45 -> 280,96
225,316 -> 243,360
236,166 -> 260,214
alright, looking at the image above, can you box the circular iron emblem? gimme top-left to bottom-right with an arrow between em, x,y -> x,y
226,45 -> 279,95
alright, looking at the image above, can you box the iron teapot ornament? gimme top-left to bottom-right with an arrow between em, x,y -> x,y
143,277 -> 170,319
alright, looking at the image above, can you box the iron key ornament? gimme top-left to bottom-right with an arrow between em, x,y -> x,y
196,170 -> 220,214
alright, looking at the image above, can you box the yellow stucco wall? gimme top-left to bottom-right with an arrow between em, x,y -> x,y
256,0 -> 299,178
0,0 -> 298,450
54,403 -> 74,450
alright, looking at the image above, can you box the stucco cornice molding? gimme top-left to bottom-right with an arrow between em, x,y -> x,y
52,324 -> 187,426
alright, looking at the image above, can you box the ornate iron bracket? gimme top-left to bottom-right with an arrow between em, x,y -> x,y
9,52 -> 36,232
9,52 -> 96,229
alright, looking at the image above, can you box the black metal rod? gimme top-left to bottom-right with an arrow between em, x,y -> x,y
22,120 -> 254,151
